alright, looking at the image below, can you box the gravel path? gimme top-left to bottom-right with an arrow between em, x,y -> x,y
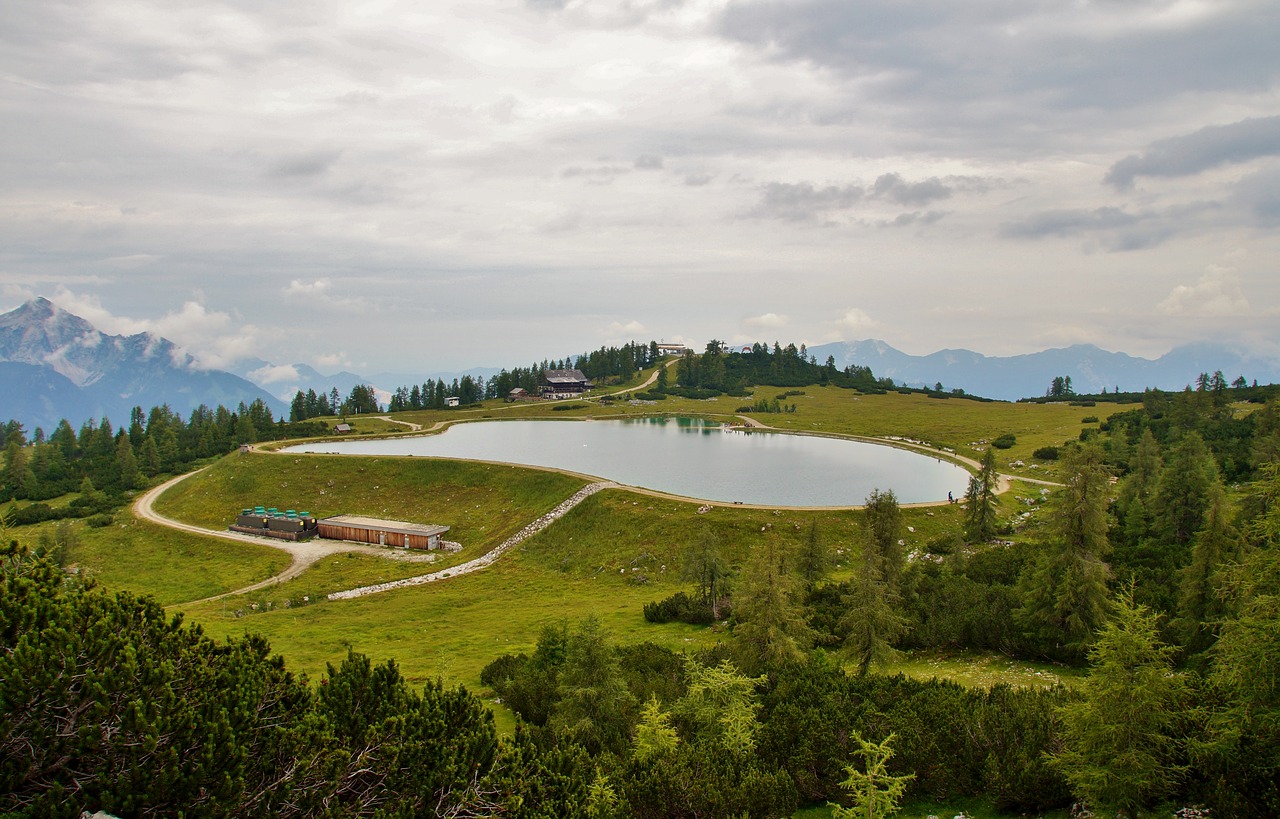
134,469 -> 442,605
328,481 -> 615,600
133,468 -> 615,605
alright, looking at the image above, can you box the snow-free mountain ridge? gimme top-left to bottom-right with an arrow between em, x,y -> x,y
805,340 -> 1280,402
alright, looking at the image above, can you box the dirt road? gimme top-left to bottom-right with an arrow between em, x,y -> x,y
133,470 -> 436,605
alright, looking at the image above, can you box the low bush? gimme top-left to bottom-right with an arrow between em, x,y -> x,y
643,591 -> 714,625
991,433 -> 1017,449
1032,446 -> 1060,461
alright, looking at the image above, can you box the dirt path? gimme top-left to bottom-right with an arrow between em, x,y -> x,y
133,470 -> 437,606
375,415 -> 423,431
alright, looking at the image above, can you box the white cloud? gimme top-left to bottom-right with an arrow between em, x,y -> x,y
1157,265 -> 1251,316
314,352 -> 352,370
602,319 -> 647,336
247,363 -> 302,384
744,312 -> 789,329
833,308 -> 881,335
49,288 -> 265,370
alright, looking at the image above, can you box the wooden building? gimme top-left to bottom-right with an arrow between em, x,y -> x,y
542,368 -> 591,399
317,514 -> 450,550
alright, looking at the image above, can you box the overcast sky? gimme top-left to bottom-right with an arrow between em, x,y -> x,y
3,0 -> 1279,380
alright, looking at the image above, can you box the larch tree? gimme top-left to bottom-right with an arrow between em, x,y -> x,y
830,732 -> 914,819
1052,586 -> 1188,818
1017,444 -> 1113,660
731,538 -> 812,675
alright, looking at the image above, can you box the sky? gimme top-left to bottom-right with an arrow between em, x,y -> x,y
2,0 -> 1279,381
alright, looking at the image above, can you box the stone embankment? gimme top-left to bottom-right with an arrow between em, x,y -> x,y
327,481 -> 615,600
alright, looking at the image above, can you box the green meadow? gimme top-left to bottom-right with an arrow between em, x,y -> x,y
44,386 -> 1121,702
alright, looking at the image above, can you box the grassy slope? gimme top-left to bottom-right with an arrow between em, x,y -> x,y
70,389 -> 1108,692
53,516 -> 289,606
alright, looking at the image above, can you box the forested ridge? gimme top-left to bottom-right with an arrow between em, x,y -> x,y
2,367 -> 1279,816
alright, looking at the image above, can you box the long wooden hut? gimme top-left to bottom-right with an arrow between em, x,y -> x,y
317,515 -> 450,550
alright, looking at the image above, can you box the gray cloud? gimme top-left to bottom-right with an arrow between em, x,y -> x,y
634,154 -> 664,170
1000,202 -> 1225,251
872,173 -> 952,207
1106,116 -> 1280,190
1232,167 -> 1280,226
750,182 -> 864,222
719,1 -> 1280,151
1001,207 -> 1143,240
269,151 -> 342,179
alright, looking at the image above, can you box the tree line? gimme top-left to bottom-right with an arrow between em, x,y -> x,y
1,401 -> 328,525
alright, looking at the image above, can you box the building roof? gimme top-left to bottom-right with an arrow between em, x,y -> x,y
319,515 -> 449,537
544,368 -> 589,384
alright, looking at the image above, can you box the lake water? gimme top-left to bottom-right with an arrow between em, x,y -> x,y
285,417 -> 971,507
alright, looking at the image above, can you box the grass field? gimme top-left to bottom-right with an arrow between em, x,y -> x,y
45,389 -> 1097,699
7,386 -> 1113,817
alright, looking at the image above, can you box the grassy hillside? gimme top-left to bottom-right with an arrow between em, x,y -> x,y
56,389 -> 1102,695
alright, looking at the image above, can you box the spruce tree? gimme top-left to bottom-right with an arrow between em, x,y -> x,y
964,448 -> 1000,543
1016,444 -> 1113,660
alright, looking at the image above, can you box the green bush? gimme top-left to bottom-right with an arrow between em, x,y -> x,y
643,591 -> 714,625
1032,446 -> 1060,461
991,433 -> 1017,449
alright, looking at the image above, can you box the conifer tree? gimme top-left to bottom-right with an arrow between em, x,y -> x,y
1016,444 -> 1113,659
830,732 -> 914,819
964,448 -> 1000,543
1177,482 -> 1239,654
732,538 -> 811,675
1052,586 -> 1187,817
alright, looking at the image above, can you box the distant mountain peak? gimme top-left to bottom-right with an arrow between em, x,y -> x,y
0,297 -> 285,429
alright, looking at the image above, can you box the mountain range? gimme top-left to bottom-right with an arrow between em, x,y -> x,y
805,340 -> 1280,402
0,298 -> 286,432
3,297 -> 1278,430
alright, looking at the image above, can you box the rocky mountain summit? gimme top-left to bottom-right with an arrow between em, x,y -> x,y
0,298 -> 284,431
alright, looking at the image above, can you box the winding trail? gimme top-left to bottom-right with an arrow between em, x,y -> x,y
134,468 -> 616,605
134,470 -> 437,605
375,415 -> 423,431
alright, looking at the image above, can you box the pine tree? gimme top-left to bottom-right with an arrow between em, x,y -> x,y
1052,586 -> 1187,817
731,538 -> 811,675
1177,482 -> 1239,654
863,488 -> 904,593
1016,444 -> 1113,659
1152,431 -> 1219,548
964,449 -> 1000,543
797,520 -> 833,589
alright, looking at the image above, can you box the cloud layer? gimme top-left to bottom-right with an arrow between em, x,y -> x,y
1,0 -> 1277,370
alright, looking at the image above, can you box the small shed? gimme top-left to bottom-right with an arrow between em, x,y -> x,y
333,422 -> 353,434
317,515 -> 450,550
445,396 -> 460,407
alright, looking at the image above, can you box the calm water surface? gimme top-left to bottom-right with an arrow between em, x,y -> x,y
286,418 -> 971,507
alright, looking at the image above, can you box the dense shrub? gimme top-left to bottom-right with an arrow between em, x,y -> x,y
643,591 -> 714,625
991,433 -> 1017,449
1032,446 -> 1060,460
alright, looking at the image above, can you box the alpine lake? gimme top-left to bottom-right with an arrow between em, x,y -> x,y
285,417 -> 972,507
